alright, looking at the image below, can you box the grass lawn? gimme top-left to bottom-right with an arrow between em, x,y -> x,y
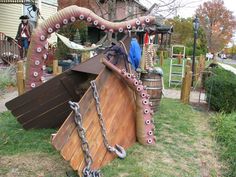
0,99 -> 221,177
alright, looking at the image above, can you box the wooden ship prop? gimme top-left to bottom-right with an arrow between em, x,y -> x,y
5,5 -> 172,176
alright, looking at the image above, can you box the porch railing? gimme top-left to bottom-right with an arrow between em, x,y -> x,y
0,32 -> 21,65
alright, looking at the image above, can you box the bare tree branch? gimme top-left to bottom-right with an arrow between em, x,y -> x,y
95,0 -> 106,19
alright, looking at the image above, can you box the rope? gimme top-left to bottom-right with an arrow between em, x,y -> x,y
119,40 -> 133,74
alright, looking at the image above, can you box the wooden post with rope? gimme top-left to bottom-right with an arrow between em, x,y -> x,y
160,50 -> 164,67
181,65 -> 192,104
16,60 -> 25,95
53,59 -> 58,76
57,66 -> 62,75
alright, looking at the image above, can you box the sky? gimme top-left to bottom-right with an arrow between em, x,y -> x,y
139,0 -> 236,43
177,0 -> 236,18
139,0 -> 236,18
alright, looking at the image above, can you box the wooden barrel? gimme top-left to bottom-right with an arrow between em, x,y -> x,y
140,72 -> 162,112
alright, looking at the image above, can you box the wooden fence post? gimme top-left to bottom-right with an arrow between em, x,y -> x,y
178,52 -> 182,64
181,65 -> 192,104
160,50 -> 164,67
16,60 -> 25,95
198,55 -> 206,85
53,59 -> 58,76
57,66 -> 62,75
198,55 -> 205,73
186,58 -> 192,68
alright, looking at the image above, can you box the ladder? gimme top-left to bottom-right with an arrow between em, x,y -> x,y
168,58 -> 185,87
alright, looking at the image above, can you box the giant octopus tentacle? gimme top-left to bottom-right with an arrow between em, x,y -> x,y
25,5 -> 156,91
103,59 -> 156,145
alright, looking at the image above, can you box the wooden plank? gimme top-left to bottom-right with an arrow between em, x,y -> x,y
99,88 -> 136,167
61,104 -> 99,163
22,101 -> 71,129
92,86 -> 136,168
10,80 -> 64,116
60,128 -> 81,161
71,110 -> 103,171
51,111 -> 76,151
17,91 -> 70,124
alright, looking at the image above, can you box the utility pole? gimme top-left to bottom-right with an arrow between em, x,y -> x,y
192,16 -> 200,86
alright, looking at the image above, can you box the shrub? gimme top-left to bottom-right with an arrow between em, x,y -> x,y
0,65 -> 16,91
204,67 -> 236,113
211,112 -> 236,176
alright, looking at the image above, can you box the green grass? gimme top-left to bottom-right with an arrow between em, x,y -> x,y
211,112 -> 236,177
0,111 -> 56,155
0,111 -> 76,177
102,99 -> 219,176
0,100 -> 220,177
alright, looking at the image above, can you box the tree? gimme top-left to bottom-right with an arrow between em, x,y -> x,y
166,16 -> 193,44
166,16 -> 207,56
196,0 -> 236,54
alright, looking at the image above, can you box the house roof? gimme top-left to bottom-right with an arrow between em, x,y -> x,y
134,0 -> 148,11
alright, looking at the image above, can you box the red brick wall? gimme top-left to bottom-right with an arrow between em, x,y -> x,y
58,0 -> 145,20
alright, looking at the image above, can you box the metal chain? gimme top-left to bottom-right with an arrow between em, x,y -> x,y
69,101 -> 101,177
90,80 -> 126,159
90,81 -> 112,151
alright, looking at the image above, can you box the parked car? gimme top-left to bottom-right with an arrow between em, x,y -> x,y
220,53 -> 227,59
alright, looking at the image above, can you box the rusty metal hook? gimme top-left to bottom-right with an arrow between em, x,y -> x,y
113,144 -> 126,159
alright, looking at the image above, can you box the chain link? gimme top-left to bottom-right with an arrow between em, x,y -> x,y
90,81 -> 126,159
90,81 -> 112,150
69,101 -> 101,177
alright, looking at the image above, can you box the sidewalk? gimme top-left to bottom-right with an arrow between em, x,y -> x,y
164,89 -> 206,103
0,91 -> 18,112
0,89 -> 206,113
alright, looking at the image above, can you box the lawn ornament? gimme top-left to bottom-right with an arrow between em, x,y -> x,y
5,5 -> 159,176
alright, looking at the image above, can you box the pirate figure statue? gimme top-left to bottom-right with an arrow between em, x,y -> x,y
16,15 -> 33,60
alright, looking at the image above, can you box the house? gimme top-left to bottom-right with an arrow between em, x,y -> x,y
58,0 -> 147,20
57,0 -> 148,44
0,0 -> 58,41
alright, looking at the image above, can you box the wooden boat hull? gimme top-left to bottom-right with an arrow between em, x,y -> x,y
51,66 -> 137,174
